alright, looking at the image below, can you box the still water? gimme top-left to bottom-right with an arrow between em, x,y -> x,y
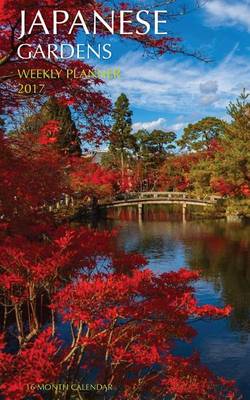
105,218 -> 250,399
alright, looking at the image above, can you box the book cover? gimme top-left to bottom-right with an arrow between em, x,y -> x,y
0,1 -> 249,399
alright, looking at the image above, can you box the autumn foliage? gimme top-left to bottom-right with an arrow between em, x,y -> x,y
0,118 -> 239,400
69,156 -> 117,199
0,1 -> 244,398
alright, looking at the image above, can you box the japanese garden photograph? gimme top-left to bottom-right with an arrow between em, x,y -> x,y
0,0 -> 249,399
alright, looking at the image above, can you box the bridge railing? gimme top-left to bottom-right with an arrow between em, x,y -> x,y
113,192 -> 222,203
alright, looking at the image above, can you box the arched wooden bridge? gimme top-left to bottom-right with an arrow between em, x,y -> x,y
100,192 -> 222,220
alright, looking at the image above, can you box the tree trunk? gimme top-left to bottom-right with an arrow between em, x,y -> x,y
121,151 -> 124,187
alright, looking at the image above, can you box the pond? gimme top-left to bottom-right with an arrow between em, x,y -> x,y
103,217 -> 250,399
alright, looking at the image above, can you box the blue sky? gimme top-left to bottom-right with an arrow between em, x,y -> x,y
96,0 -> 250,137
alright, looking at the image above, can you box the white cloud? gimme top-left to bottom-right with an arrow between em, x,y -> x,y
200,94 -> 219,106
200,80 -> 218,94
204,0 -> 250,31
132,118 -> 187,134
132,117 -> 166,132
106,46 -> 250,116
168,122 -> 187,132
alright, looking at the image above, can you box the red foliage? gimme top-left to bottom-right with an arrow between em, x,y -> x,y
49,268 -> 237,399
0,236 -> 240,398
159,153 -> 200,191
211,178 -> 250,198
69,156 -> 117,199
211,178 -> 237,196
0,131 -> 69,232
0,97 -> 240,400
206,138 -> 224,156
160,353 -> 236,400
38,120 -> 61,145
0,329 -> 61,400
240,184 -> 250,197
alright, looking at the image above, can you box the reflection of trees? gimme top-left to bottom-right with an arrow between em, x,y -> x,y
108,205 -> 188,222
100,218 -> 250,334
111,220 -> 190,266
117,221 -> 167,259
182,222 -> 250,333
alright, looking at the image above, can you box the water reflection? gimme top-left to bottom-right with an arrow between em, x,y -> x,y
105,218 -> 250,398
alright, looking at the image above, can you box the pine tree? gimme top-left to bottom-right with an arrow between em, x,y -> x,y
211,91 -> 250,196
109,94 -> 136,180
135,129 -> 176,190
177,117 -> 226,152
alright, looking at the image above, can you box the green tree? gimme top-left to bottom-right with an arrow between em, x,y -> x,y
227,88 -> 250,120
178,117 -> 226,152
135,129 -> 176,162
187,92 -> 250,198
211,92 -> 250,196
147,129 -> 176,155
135,129 -> 176,190
189,158 -> 214,195
20,97 -> 82,155
108,94 -> 137,180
